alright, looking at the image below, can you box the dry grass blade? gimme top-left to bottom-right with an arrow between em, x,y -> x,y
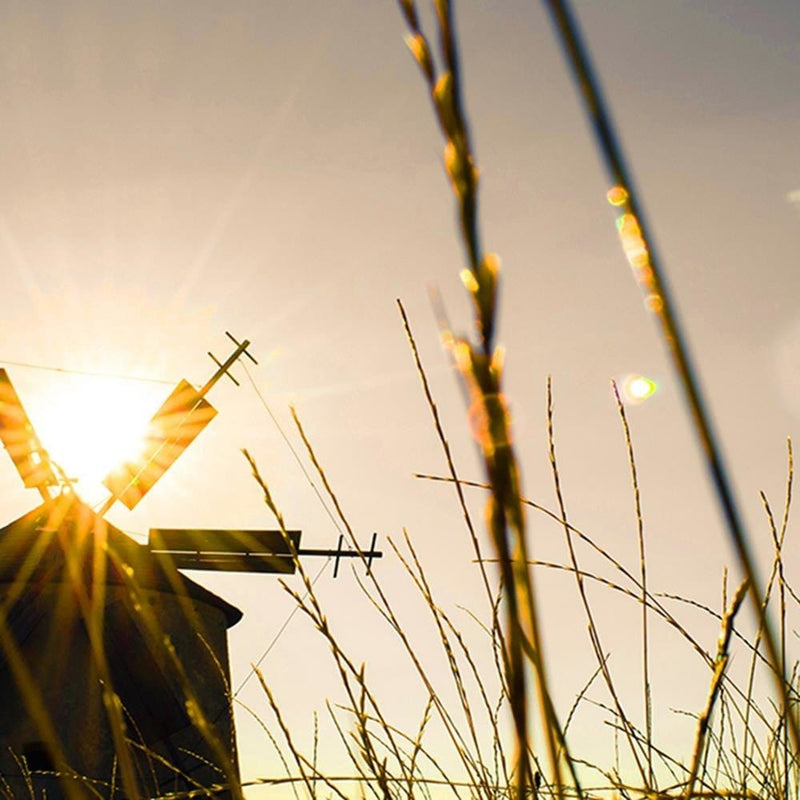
397,299 -> 498,630
541,0 -> 800,755
418,471 -> 717,669
396,3 -> 577,793
547,377 -> 648,787
741,449 -> 794,790
684,580 -> 750,799
348,555 -> 496,796
244,447 -> 416,793
236,698 -> 303,800
612,379 -> 654,787
389,532 -> 504,792
407,694 -> 434,800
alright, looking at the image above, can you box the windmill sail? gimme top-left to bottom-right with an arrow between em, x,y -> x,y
102,380 -> 217,510
0,369 -> 57,490
149,528 -> 302,573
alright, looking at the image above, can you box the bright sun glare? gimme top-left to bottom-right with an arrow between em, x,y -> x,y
30,377 -> 158,494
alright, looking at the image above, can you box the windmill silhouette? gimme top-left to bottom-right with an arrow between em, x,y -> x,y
0,333 -> 380,800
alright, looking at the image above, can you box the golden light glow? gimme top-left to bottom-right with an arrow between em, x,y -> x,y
615,211 -> 661,308
29,377 -> 158,494
621,374 -> 659,405
645,294 -> 664,313
607,185 -> 629,206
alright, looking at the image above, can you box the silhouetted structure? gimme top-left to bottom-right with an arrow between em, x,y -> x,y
0,340 -> 381,799
0,494 -> 242,799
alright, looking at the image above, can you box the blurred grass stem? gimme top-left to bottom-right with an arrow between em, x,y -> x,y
541,0 -> 800,752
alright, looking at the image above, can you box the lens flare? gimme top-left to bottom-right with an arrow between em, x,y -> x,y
621,374 -> 659,405
29,377 -> 158,495
607,185 -> 628,207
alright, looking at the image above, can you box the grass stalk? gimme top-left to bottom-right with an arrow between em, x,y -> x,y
396,2 -> 577,794
612,380 -> 654,787
684,580 -> 749,798
397,300 -> 500,636
540,0 -> 800,753
547,377 -> 648,786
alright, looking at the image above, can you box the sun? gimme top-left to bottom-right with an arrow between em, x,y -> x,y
29,375 -> 161,497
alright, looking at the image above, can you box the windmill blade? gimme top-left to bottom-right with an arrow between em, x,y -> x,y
98,334 -> 254,516
147,528 -> 383,576
0,369 -> 57,491
102,379 -> 217,510
148,528 -> 302,573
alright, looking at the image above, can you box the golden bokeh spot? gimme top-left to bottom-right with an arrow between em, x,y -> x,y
452,339 -> 476,380
439,329 -> 456,351
443,141 -> 465,194
616,211 -> 652,274
405,33 -> 430,74
490,345 -> 505,378
625,245 -> 648,266
460,268 -> 479,294
645,293 -> 664,313
481,252 -> 501,278
607,185 -> 629,206
467,397 -> 490,448
467,392 -> 512,456
633,264 -> 655,290
616,213 -> 635,234
439,329 -> 456,350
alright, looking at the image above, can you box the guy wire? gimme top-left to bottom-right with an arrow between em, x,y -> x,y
234,360 -> 361,693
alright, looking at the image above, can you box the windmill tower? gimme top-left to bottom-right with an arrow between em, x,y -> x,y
0,334 -> 381,800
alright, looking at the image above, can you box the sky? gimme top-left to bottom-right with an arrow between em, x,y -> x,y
0,0 -> 799,794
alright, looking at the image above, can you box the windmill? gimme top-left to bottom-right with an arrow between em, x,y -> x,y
0,333 -> 381,800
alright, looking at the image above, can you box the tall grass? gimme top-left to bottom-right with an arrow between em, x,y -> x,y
245,394 -> 798,798
243,0 -> 798,797
2,2 -> 797,799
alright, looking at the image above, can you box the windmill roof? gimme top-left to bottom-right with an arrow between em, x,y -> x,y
0,494 -> 242,627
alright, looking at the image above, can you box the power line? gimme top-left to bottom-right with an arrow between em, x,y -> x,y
234,361 -> 380,688
240,361 -> 345,539
230,361 -> 354,691
233,557 -> 331,696
0,358 -> 175,385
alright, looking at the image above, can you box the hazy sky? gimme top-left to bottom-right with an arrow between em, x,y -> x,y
1,0 -> 799,792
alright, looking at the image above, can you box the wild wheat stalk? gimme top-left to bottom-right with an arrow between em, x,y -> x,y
396,2 -> 577,797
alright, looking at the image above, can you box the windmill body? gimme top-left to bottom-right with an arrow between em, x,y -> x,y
0,495 -> 242,799
0,341 -> 380,799
0,349 -> 253,800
